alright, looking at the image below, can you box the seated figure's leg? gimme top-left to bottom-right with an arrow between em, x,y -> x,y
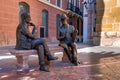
32,38 -> 58,61
31,38 -> 45,48
59,43 -> 73,63
69,43 -> 79,65
71,43 -> 77,57
36,45 -> 49,72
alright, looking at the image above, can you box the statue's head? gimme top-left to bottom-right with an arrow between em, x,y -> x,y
21,12 -> 31,24
60,14 -> 68,25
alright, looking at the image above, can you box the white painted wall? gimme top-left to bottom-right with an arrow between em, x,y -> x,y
83,0 -> 89,43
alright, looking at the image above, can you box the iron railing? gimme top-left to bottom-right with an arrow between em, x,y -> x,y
67,2 -> 83,16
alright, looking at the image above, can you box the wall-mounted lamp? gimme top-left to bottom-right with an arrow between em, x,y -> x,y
82,1 -> 88,9
82,0 -> 94,10
84,1 -> 87,5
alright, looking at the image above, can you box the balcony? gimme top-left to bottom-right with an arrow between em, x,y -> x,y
67,2 -> 83,16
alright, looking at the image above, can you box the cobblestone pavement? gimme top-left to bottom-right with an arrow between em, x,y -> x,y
0,43 -> 120,80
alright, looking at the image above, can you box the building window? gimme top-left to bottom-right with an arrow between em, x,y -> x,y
19,2 -> 30,23
42,10 -> 49,37
78,0 -> 81,8
56,0 -> 62,8
56,14 -> 61,37
46,0 -> 50,2
72,0 -> 74,5
73,0 -> 76,6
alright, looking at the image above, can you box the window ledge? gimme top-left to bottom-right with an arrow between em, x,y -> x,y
38,0 -> 66,12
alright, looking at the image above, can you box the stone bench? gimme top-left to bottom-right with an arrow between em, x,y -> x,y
9,46 -> 70,72
9,49 -> 50,72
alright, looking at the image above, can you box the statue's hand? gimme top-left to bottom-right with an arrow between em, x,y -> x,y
30,22 -> 35,26
57,34 -> 65,40
61,35 -> 65,39
74,30 -> 78,33
60,32 -> 65,37
30,22 -> 37,34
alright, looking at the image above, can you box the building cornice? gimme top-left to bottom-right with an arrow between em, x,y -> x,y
38,0 -> 66,12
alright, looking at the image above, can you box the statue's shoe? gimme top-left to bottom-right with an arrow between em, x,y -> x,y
45,52 -> 58,60
39,65 -> 50,72
47,56 -> 58,61
73,61 -> 80,66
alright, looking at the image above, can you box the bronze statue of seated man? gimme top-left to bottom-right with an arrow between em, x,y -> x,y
57,14 -> 80,66
16,12 -> 58,72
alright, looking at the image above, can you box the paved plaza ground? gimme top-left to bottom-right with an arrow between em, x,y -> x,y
0,43 -> 120,80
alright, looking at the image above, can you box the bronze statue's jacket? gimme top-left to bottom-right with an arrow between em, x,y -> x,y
16,24 -> 35,50
57,25 -> 77,43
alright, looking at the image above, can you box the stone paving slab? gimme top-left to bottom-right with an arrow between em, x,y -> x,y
0,62 -> 119,80
0,44 -> 120,80
0,52 -> 120,80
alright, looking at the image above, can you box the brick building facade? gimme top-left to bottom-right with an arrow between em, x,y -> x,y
0,0 -> 83,46
2,0 -> 119,46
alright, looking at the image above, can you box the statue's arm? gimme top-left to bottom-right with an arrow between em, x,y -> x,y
29,22 -> 36,35
71,26 -> 78,41
57,35 -> 65,40
57,30 -> 65,40
20,25 -> 35,39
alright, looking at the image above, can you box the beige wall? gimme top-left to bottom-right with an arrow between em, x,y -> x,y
96,0 -> 120,46
96,0 -> 120,32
